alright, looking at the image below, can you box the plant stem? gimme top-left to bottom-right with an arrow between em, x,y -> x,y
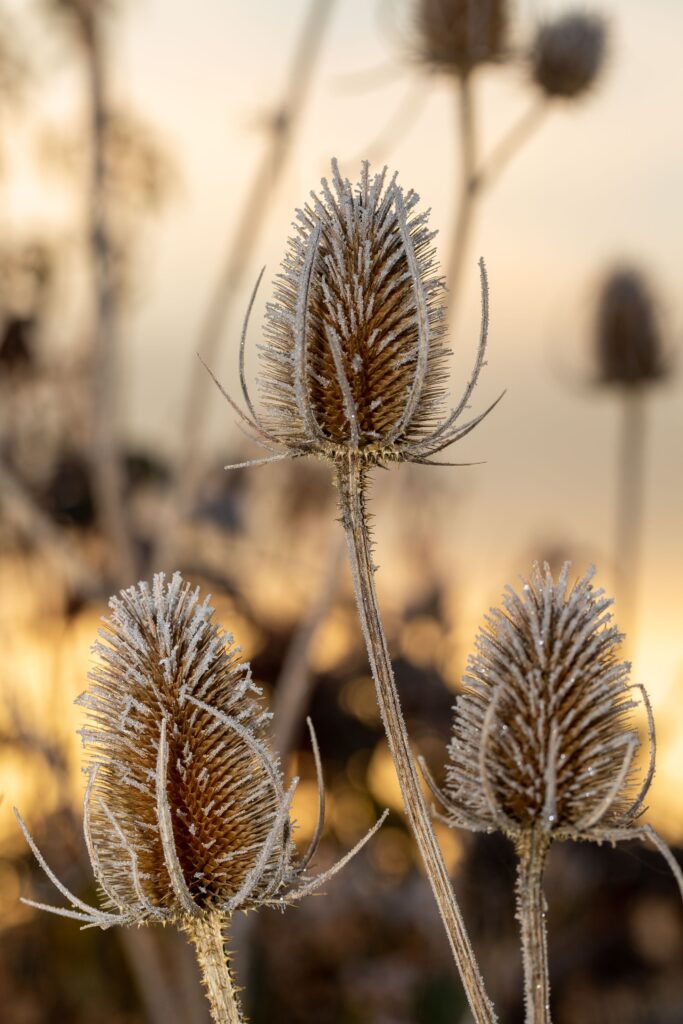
82,9 -> 137,588
615,388 -> 646,647
336,455 -> 496,1024
189,913 -> 243,1024
515,830 -> 551,1024
448,70 -> 478,312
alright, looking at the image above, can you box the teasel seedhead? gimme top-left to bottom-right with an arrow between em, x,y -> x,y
214,160 -> 498,474
15,572 -> 386,930
530,11 -> 607,100
414,0 -> 509,75
421,564 -> 683,896
594,267 -> 669,388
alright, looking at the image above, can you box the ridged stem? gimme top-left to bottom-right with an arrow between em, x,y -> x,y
335,456 -> 496,1024
515,830 -> 551,1024
188,914 -> 243,1024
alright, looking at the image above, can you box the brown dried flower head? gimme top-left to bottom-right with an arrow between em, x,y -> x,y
595,267 -> 668,388
414,0 -> 508,75
16,573 -> 385,930
531,11 -> 607,99
218,160 -> 495,473
421,564 -> 679,902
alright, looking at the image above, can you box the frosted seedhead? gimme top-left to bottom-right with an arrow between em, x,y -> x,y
443,564 -> 647,841
78,572 -> 292,922
594,267 -> 669,388
414,0 -> 508,75
531,11 -> 607,99
16,573 -> 387,931
222,159 -> 497,474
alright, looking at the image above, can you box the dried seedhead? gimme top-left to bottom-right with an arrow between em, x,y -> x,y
595,267 -> 669,388
414,0 -> 508,75
216,160 -> 498,473
16,572 -> 386,930
531,11 -> 607,100
421,564 -> 683,896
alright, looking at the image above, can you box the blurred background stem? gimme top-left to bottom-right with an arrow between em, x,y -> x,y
615,389 -> 647,648
81,8 -> 137,587
157,0 -> 338,570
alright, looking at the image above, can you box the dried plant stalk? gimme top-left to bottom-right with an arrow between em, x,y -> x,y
189,913 -> 242,1024
515,830 -> 551,1024
337,456 -> 496,1023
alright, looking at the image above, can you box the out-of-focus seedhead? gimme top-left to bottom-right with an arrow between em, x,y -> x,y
16,573 -> 386,931
594,267 -> 669,388
414,0 -> 509,75
531,11 -> 607,100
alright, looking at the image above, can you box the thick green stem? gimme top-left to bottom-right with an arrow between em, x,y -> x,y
188,914 -> 243,1024
336,456 -> 496,1024
515,831 -> 551,1024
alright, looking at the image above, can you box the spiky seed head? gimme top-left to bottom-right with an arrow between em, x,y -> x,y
78,572 -> 293,924
259,160 -> 452,464
444,564 -> 648,843
414,0 -> 508,74
594,267 -> 668,388
530,11 -> 607,99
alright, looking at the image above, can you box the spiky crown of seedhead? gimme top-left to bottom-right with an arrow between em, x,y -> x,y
595,267 -> 668,388
531,11 -> 607,99
16,572 -> 386,931
414,0 -> 508,74
222,160 -> 495,474
441,564 -> 651,843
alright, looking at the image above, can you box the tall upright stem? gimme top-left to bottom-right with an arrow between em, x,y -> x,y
82,11 -> 137,587
448,71 -> 478,312
336,456 -> 496,1024
615,389 -> 646,646
515,830 -> 551,1024
189,913 -> 243,1024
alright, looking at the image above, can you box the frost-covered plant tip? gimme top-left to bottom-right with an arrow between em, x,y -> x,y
423,563 -> 683,1024
218,158 -> 497,472
15,572 -> 385,1024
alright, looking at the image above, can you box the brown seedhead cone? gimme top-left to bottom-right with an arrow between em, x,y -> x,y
531,11 -> 607,99
16,572 -> 386,931
414,0 -> 508,74
219,160 -> 496,473
595,267 -> 668,388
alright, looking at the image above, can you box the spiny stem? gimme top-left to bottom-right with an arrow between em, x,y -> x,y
515,830 -> 552,1024
188,913 -> 244,1024
335,456 -> 497,1024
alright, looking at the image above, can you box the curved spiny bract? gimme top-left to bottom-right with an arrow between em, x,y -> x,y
414,0 -> 509,75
